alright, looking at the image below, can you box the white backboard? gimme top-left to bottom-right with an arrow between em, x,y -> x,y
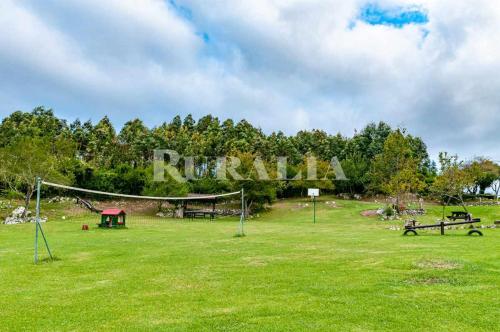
308,188 -> 320,197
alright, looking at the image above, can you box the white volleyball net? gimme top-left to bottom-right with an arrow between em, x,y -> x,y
39,181 -> 244,227
32,179 -> 245,263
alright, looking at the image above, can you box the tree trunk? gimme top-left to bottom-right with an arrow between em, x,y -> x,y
246,200 -> 251,217
22,186 -> 34,218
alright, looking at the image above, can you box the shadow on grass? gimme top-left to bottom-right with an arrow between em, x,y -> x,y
37,256 -> 61,264
95,226 -> 128,230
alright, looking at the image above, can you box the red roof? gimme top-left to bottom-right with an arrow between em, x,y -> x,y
101,208 -> 126,216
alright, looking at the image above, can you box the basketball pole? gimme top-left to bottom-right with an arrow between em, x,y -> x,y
313,195 -> 316,224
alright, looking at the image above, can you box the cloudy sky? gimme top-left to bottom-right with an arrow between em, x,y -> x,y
0,0 -> 499,161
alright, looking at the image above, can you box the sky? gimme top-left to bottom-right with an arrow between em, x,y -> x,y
0,0 -> 499,161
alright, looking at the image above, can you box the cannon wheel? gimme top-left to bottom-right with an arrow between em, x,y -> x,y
404,229 -> 418,236
467,229 -> 483,236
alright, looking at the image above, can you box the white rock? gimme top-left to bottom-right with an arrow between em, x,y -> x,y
11,206 -> 29,218
4,216 -> 21,224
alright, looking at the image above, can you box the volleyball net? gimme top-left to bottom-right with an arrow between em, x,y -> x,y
34,178 -> 245,263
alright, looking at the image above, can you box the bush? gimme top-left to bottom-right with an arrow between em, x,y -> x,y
383,206 -> 395,217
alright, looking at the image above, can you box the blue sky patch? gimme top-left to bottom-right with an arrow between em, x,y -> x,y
168,0 -> 192,21
359,3 -> 428,28
197,32 -> 210,43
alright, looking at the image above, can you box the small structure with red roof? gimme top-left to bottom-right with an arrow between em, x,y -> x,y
99,208 -> 126,228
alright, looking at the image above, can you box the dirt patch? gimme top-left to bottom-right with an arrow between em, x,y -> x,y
361,210 -> 379,217
415,260 -> 463,270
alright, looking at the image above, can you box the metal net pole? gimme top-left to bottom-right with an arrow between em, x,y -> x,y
239,188 -> 245,236
34,177 -> 41,264
34,177 -> 53,264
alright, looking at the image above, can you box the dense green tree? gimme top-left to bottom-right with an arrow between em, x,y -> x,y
463,158 -> 498,195
370,130 -> 425,210
490,164 -> 500,200
0,137 -> 74,216
431,153 -> 474,205
336,154 -> 370,195
87,116 -> 117,168
0,107 -> 68,147
345,122 -> 392,160
118,119 -> 153,167
0,107 -> 438,210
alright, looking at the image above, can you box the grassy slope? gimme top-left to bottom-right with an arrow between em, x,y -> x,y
0,198 -> 499,331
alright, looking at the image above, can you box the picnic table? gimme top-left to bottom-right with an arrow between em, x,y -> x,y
184,210 -> 216,221
447,211 -> 471,221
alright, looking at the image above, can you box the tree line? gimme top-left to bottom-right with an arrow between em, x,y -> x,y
0,107 -> 499,212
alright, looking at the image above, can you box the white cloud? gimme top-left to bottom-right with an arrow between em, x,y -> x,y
0,0 -> 499,160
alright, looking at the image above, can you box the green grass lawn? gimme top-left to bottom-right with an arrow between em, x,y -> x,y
1,198 -> 499,331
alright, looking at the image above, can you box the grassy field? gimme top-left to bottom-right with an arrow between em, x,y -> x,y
0,198 -> 499,331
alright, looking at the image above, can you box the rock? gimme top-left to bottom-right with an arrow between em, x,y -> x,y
11,206 -> 29,218
338,193 -> 351,200
3,206 -> 47,224
325,201 -> 337,207
4,216 -> 20,225
48,196 -> 74,203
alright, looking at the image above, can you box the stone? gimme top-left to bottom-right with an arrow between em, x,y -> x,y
4,216 -> 20,225
3,206 -> 47,224
11,206 -> 29,218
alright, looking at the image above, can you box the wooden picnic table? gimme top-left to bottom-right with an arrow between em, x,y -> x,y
447,211 -> 471,221
184,210 -> 216,221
